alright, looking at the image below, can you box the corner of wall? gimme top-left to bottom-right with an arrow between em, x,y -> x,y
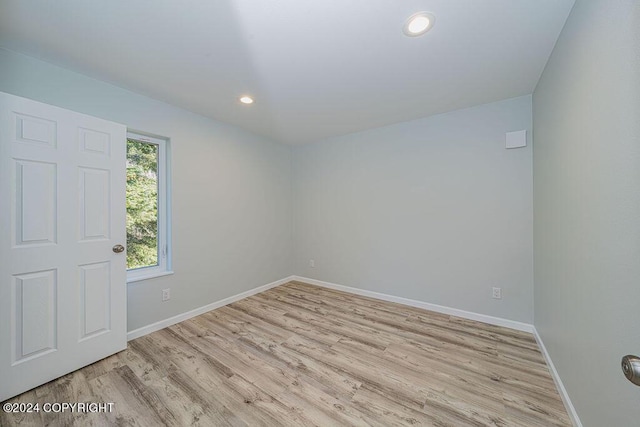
532,328 -> 583,427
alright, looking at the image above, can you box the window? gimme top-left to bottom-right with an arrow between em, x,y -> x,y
126,132 -> 171,282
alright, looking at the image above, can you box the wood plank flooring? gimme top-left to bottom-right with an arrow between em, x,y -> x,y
1,281 -> 572,426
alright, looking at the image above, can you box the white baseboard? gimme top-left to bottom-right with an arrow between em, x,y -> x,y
292,276 -> 534,333
126,275 -> 295,340
533,328 -> 582,427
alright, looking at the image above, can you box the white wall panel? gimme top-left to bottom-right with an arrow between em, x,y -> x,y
533,0 -> 640,424
293,96 -> 533,323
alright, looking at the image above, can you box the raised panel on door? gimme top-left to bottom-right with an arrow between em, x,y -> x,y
14,160 -> 57,247
79,127 -> 110,156
14,113 -> 57,148
12,270 -> 57,363
78,167 -> 111,241
79,262 -> 111,341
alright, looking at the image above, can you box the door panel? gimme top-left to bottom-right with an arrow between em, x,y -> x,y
79,167 -> 111,241
13,270 -> 57,362
0,92 -> 127,402
79,127 -> 110,155
14,160 -> 57,246
79,261 -> 111,340
15,113 -> 57,147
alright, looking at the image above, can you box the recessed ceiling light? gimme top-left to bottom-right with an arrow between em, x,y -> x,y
403,12 -> 435,37
239,96 -> 254,104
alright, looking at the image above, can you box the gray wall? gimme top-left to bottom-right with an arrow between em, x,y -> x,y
0,48 -> 293,332
293,96 -> 534,323
533,0 -> 640,425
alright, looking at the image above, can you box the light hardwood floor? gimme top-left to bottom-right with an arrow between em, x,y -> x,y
1,281 -> 571,426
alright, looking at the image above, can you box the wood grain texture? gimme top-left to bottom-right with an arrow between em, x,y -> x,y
0,281 -> 571,426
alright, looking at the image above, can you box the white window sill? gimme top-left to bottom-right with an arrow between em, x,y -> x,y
127,270 -> 174,284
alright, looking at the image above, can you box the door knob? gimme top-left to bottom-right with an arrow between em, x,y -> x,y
621,355 -> 640,386
112,244 -> 125,253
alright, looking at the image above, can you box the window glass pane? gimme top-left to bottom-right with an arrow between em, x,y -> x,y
126,139 -> 158,270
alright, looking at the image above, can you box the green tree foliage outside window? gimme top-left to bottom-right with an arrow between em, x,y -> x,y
126,139 -> 158,269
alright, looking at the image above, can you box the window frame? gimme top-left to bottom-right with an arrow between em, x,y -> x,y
126,131 -> 173,283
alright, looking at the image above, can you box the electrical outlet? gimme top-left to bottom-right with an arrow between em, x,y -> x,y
492,287 -> 502,299
162,288 -> 170,301
309,259 -> 315,268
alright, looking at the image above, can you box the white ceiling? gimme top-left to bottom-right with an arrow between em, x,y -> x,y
0,0 -> 574,145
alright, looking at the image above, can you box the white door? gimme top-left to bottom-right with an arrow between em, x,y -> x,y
0,92 -> 127,401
